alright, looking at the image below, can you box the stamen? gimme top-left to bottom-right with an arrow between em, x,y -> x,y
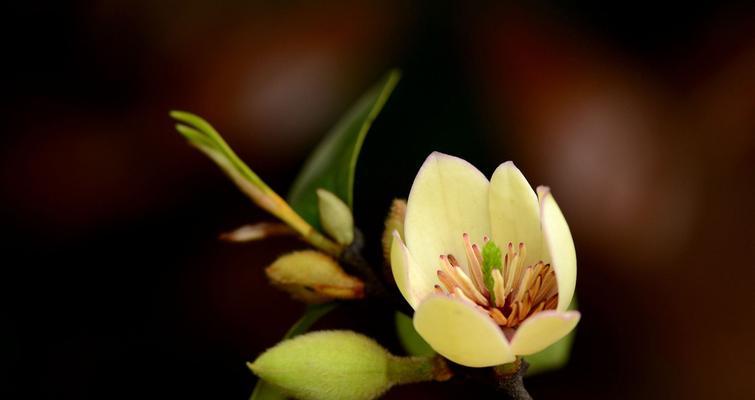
530,301 -> 546,317
530,262 -> 544,282
517,242 -> 526,268
519,298 -> 530,321
489,308 -> 508,325
440,255 -> 488,306
507,302 -> 520,327
434,236 -> 559,329
514,266 -> 532,303
451,264 -> 489,306
544,294 -> 558,310
505,253 -> 517,294
437,270 -> 457,293
446,254 -> 460,267
534,265 -> 557,304
503,252 -> 510,285
439,255 -> 455,278
492,269 -> 506,308
452,287 -> 475,305
529,275 -> 542,301
511,253 -> 524,293
463,233 -> 487,295
506,242 -> 515,268
470,242 -> 487,295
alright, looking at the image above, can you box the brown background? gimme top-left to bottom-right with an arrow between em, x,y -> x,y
5,1 -> 755,399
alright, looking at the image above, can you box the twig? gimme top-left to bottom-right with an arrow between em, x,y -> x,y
449,358 -> 532,400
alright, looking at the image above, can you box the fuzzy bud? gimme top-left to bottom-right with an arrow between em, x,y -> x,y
248,330 -> 445,400
265,251 -> 364,303
316,189 -> 354,245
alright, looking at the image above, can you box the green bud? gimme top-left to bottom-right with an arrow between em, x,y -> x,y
248,330 -> 446,400
266,251 -> 364,303
316,189 -> 354,245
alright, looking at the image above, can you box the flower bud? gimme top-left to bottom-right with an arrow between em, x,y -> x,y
266,251 -> 364,303
219,222 -> 294,242
381,199 -> 406,262
316,189 -> 354,245
248,330 -> 445,400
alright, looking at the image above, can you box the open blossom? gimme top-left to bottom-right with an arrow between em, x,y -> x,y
391,152 -> 580,367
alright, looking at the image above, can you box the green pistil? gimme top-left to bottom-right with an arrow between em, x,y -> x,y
481,240 -> 503,303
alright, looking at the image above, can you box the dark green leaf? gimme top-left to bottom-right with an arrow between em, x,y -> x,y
249,303 -> 338,400
287,70 -> 401,230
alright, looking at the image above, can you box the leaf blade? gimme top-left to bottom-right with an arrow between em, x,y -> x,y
171,111 -> 342,255
287,70 -> 401,229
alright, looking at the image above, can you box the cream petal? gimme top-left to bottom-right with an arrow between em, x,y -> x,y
413,295 -> 515,367
488,162 -> 544,266
538,187 -> 577,311
404,152 -> 491,275
390,231 -> 436,309
509,310 -> 580,355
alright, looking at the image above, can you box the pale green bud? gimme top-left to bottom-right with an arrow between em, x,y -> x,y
266,251 -> 364,303
248,330 -> 446,400
316,189 -> 354,245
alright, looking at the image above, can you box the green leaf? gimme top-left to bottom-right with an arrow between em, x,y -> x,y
481,241 -> 503,302
171,111 -> 269,190
249,303 -> 338,400
394,312 -> 435,357
171,111 -> 342,255
525,298 -> 578,376
287,70 -> 401,230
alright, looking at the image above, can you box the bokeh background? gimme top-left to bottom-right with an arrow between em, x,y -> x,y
5,1 -> 755,399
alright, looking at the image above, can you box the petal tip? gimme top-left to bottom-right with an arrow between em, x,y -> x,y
493,160 -> 521,175
499,160 -> 519,171
536,185 -> 551,199
425,151 -> 454,164
563,310 -> 581,321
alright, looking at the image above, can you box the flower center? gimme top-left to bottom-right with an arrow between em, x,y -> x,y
434,234 -> 558,329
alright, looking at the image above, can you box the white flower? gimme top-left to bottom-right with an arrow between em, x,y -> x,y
391,152 -> 580,367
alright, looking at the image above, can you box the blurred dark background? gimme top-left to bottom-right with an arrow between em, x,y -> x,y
4,1 -> 755,399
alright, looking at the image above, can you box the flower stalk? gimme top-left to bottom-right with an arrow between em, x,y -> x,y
493,359 -> 532,400
446,358 -> 532,400
387,355 -> 452,385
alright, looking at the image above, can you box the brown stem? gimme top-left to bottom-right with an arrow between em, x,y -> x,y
338,229 -> 415,316
494,359 -> 532,400
338,229 -> 386,297
448,358 -> 532,400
